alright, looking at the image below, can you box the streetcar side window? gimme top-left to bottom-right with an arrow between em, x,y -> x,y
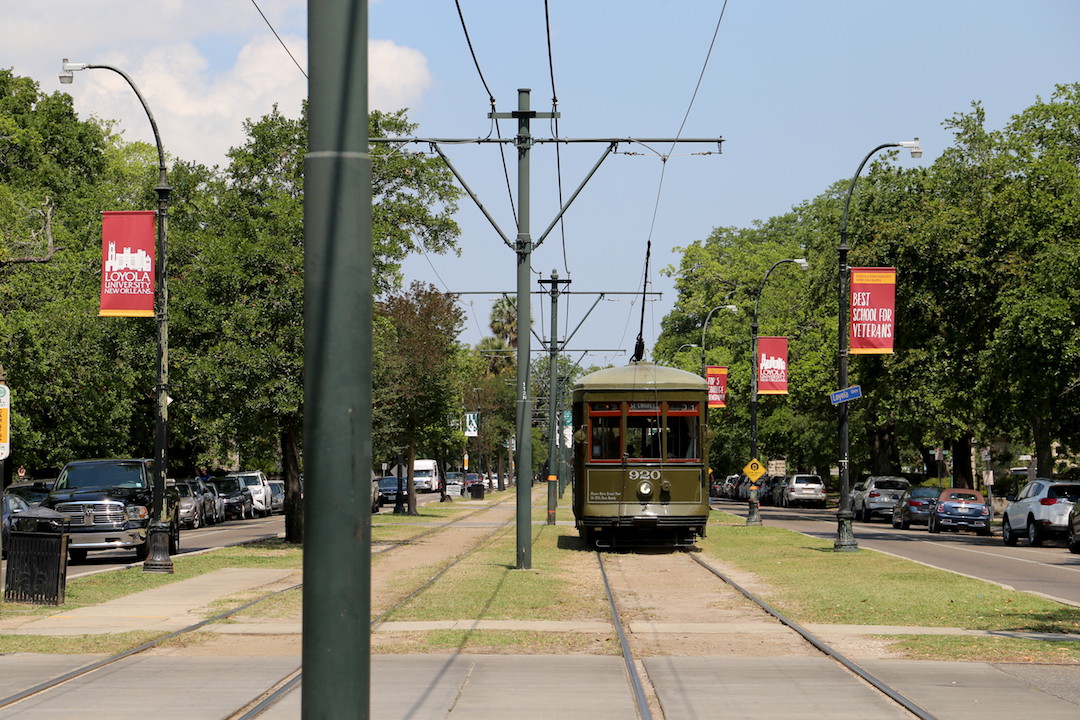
589,402 -> 622,460
666,402 -> 699,461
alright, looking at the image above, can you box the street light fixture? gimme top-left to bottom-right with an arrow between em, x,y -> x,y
835,139 -> 921,552
699,305 -> 738,377
747,258 -> 809,526
61,59 -> 173,573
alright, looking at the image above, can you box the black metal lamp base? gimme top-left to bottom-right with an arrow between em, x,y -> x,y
142,521 -> 174,573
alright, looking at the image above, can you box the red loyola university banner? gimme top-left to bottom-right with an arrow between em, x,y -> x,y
850,267 -> 896,354
100,211 -> 155,317
757,336 -> 788,395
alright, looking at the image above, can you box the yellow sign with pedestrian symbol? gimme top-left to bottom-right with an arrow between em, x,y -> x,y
743,458 -> 765,482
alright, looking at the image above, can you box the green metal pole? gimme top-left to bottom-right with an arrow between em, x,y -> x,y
515,88 -> 533,569
303,2 -> 372,718
546,271 -> 560,525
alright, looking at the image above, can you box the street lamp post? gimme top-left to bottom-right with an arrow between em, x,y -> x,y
835,139 -> 921,552
61,59 -> 173,573
748,258 -> 808,526
699,305 -> 738,377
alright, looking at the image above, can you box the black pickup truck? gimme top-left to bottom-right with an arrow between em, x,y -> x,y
40,459 -> 180,564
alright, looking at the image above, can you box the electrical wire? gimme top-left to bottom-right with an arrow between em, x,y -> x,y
544,0 -> 570,277
630,1 -> 730,362
250,0 -> 307,79
454,0 -> 517,223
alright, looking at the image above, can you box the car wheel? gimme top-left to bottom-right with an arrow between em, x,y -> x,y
861,505 -> 872,523
891,513 -> 901,529
1068,524 -> 1080,554
1002,517 -> 1018,546
192,508 -> 201,530
1026,517 -> 1042,547
69,549 -> 88,564
135,539 -> 150,561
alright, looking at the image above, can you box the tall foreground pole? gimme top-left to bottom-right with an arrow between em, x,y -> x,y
513,89 -> 535,568
303,2 -> 372,717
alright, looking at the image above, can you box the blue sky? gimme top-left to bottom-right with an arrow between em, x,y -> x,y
4,1 -> 1077,366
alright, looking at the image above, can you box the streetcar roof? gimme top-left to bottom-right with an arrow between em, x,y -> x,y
574,362 -> 707,392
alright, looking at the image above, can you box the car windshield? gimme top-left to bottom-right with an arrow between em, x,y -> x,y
175,484 -> 192,497
794,476 -> 820,485
874,480 -> 908,490
379,477 -> 400,489
56,462 -> 145,490
211,478 -> 244,493
242,476 -> 261,487
910,487 -> 939,498
944,491 -> 982,502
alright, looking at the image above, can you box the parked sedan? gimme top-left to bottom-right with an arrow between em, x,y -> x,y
2,494 -> 65,558
928,488 -> 992,535
175,481 -> 204,529
4,480 -> 52,507
208,476 -> 255,520
268,481 -> 285,514
1001,479 -> 1080,546
779,474 -> 827,508
891,486 -> 942,529
377,476 -> 404,506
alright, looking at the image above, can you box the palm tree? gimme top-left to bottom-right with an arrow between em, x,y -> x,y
475,335 -> 514,376
489,296 -> 521,348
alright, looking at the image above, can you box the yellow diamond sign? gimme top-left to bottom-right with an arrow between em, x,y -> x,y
743,458 -> 765,482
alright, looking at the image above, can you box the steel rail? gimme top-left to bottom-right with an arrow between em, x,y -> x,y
687,552 -> 938,720
596,551 -> 654,720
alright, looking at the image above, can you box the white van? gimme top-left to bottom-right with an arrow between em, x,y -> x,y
390,459 -> 441,492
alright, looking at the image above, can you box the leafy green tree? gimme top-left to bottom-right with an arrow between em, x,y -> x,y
380,281 -> 466,514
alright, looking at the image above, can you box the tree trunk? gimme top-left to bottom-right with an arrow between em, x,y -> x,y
950,433 -> 974,489
281,420 -> 303,543
868,421 -> 900,475
406,440 -> 419,516
497,452 -> 505,491
1034,415 -> 1054,477
920,447 -> 945,483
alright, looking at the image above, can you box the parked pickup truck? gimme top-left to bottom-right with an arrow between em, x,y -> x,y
40,459 -> 180,564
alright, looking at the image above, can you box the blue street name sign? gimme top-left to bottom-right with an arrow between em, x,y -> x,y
829,385 -> 863,405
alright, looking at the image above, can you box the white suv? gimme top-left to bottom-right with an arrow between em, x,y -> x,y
229,471 -> 272,517
1001,479 -> 1080,546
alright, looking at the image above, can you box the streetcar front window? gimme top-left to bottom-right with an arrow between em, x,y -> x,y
666,401 -> 700,461
625,413 -> 662,460
589,402 -> 622,460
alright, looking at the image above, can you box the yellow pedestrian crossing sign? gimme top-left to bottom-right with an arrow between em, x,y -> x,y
743,458 -> 765,482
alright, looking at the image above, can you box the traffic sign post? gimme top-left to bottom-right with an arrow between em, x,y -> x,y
742,457 -> 764,527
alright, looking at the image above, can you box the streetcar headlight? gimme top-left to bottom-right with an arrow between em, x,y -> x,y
638,481 -> 653,497
660,479 -> 672,492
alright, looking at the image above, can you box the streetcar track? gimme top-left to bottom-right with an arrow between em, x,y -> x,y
0,492 -> 519,718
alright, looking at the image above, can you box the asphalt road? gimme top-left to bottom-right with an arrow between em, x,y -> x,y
714,498 -> 1080,607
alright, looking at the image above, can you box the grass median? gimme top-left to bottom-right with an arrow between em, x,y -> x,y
4,496 -> 1080,662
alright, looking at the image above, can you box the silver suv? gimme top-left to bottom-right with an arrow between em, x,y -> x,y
851,476 -> 910,523
779,474 -> 826,508
1001,479 -> 1080,546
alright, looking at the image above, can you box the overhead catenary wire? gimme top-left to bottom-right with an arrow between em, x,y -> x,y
544,0 -> 571,277
250,0 -> 307,79
630,1 -> 731,362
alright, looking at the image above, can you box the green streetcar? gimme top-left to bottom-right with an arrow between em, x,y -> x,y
571,362 -> 710,548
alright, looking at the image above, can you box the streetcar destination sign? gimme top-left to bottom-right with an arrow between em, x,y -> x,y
829,385 -> 862,405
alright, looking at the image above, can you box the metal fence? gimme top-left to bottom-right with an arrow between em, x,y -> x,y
5,531 -> 69,605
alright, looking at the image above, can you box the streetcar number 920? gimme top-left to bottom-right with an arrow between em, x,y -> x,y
628,469 -> 661,481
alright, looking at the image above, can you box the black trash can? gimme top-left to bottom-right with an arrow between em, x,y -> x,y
5,530 -> 69,605
469,484 -> 486,500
